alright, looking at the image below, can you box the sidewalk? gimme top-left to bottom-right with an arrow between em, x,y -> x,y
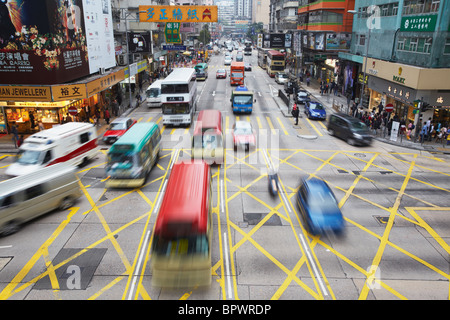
0,91 -> 140,154
276,74 -> 450,154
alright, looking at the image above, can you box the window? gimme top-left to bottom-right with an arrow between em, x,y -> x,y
444,38 -> 450,55
397,37 -> 405,50
410,38 -> 418,52
42,150 -> 52,164
403,0 -> 440,14
424,37 -> 432,53
359,34 -> 366,46
80,132 -> 90,143
25,184 -> 45,200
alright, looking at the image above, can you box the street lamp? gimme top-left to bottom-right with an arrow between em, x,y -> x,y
120,9 -> 147,109
348,9 -> 370,112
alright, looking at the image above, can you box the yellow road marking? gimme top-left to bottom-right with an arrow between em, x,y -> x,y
305,117 -> 323,136
276,117 -> 288,136
266,116 -> 276,134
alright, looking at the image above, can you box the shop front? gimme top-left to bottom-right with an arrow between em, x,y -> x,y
0,68 -> 126,134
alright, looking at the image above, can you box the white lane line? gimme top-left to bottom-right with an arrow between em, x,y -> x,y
127,230 -> 151,300
223,232 -> 233,299
298,233 -> 328,297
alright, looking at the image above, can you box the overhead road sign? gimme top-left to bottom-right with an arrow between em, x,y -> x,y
139,5 -> 218,23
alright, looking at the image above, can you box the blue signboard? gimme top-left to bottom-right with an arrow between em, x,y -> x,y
163,45 -> 187,51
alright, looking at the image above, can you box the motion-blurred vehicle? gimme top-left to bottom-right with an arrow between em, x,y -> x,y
6,122 -> 97,176
305,101 -> 326,120
103,117 -> 137,144
244,63 -> 252,71
296,177 -> 344,235
295,90 -> 310,104
327,113 -> 372,146
232,121 -> 256,151
224,56 -> 232,65
216,69 -> 227,79
275,72 -> 289,84
0,163 -> 81,236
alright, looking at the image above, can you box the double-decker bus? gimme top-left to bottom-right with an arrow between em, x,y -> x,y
105,122 -> 161,188
151,160 -> 212,288
161,68 -> 197,126
266,50 -> 285,77
192,110 -> 224,164
257,48 -> 270,69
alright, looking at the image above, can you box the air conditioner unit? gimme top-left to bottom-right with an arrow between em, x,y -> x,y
117,54 -> 128,66
99,67 -> 105,74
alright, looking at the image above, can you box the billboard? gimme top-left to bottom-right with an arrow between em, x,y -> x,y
139,5 -> 218,23
0,0 -> 115,85
262,33 -> 292,49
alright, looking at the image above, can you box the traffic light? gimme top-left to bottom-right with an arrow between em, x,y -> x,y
421,101 -> 430,112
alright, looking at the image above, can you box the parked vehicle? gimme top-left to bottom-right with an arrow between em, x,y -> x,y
275,72 -> 289,84
295,90 -> 311,104
0,163 -> 81,236
6,122 -> 97,176
305,101 -> 326,120
327,113 -> 372,146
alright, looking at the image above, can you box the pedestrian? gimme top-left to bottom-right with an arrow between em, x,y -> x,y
11,125 -> 19,148
17,135 -> 24,147
420,121 -> 428,143
291,104 -> 299,125
104,109 -> 110,125
306,77 -> 310,86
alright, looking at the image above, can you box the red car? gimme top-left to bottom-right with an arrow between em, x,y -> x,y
216,69 -> 227,79
102,117 -> 137,144
232,121 -> 256,151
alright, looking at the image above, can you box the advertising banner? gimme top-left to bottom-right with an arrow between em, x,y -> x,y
139,5 -> 218,23
128,32 -> 152,53
0,0 -> 115,85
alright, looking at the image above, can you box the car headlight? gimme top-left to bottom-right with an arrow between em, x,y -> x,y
353,133 -> 363,139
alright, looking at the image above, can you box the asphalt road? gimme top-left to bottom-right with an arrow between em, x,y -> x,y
0,48 -> 449,301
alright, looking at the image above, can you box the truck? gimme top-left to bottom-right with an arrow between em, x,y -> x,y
230,61 -> 245,86
230,86 -> 255,114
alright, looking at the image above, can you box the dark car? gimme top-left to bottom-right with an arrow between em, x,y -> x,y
244,63 -> 252,71
284,80 -> 299,95
296,177 -> 344,235
327,113 -> 372,146
305,101 -> 326,120
295,90 -> 310,104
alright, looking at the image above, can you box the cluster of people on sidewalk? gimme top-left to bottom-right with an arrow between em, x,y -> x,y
349,102 -> 449,144
418,118 -> 449,144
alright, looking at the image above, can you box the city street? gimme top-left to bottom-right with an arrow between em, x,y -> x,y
0,49 -> 449,300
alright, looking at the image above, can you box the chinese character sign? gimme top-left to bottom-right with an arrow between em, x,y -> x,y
165,23 -> 181,44
139,6 -> 218,23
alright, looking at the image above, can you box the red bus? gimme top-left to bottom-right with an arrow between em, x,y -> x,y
151,160 -> 212,288
191,109 -> 224,164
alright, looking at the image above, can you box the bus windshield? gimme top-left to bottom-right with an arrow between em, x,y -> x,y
231,72 -> 243,78
108,152 -> 137,168
146,88 -> 160,98
233,95 -> 253,105
162,103 -> 190,114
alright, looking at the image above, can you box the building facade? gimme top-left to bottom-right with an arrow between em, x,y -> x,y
339,0 -> 450,127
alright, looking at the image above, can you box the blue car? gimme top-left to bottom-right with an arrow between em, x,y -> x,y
305,101 -> 326,120
296,177 -> 344,235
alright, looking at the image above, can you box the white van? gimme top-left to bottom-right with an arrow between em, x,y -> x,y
0,163 -> 81,236
6,122 -> 97,177
145,80 -> 163,108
